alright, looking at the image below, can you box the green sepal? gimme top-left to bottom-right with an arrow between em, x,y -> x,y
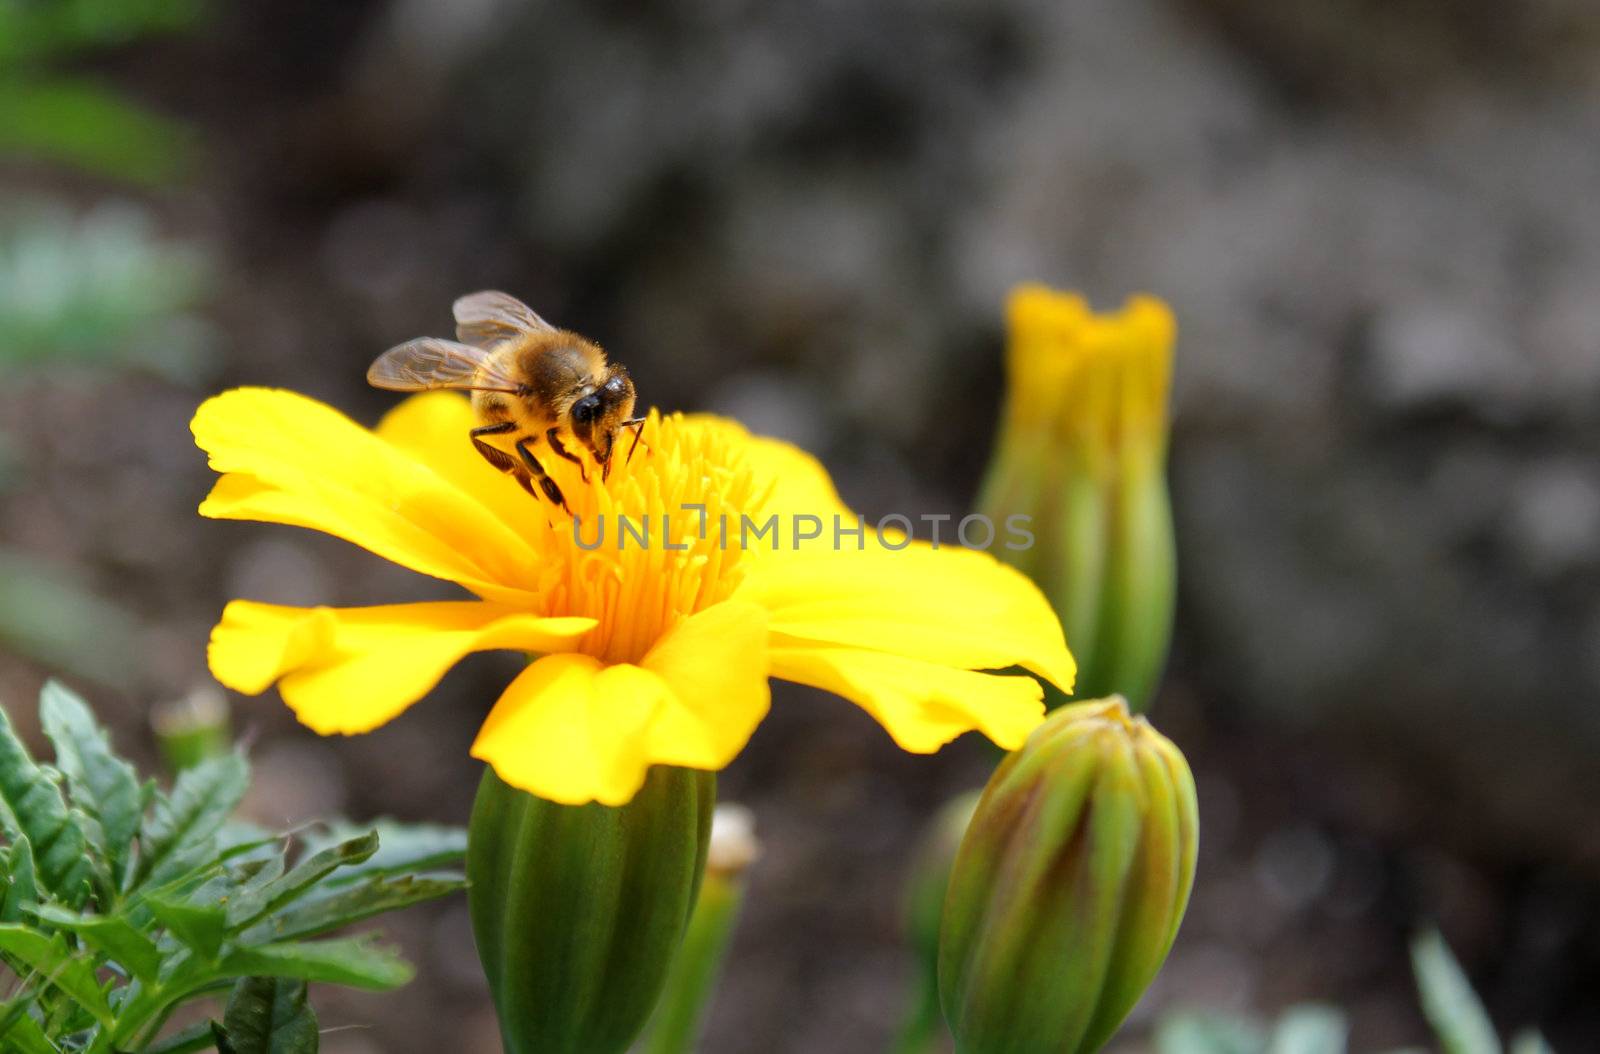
469,765 -> 715,1054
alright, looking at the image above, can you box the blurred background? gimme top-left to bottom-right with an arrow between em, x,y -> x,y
1,0 -> 1598,1049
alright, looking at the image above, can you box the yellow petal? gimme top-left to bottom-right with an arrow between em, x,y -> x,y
193,388 -> 541,603
470,601 -> 772,804
739,542 -> 1076,691
769,645 -> 1046,752
639,600 -> 771,769
209,599 -> 595,735
470,653 -> 667,806
374,392 -> 537,539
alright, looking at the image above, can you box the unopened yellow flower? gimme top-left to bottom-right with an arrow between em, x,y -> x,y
197,388 -> 1075,804
978,285 -> 1176,711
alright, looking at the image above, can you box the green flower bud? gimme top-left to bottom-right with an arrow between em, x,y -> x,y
468,764 -> 715,1054
939,697 -> 1198,1054
976,286 -> 1177,711
150,685 -> 231,771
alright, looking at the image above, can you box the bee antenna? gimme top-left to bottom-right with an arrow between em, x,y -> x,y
623,417 -> 649,465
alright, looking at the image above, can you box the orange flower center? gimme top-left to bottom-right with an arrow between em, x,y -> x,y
517,413 -> 771,664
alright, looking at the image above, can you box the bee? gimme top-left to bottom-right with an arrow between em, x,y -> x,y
367,290 -> 643,512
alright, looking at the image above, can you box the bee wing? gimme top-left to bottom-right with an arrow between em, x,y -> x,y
366,337 -> 520,392
453,290 -> 557,347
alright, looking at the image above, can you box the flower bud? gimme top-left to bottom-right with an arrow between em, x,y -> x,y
468,764 -> 715,1054
150,684 -> 231,771
939,697 -> 1198,1054
977,286 -> 1177,711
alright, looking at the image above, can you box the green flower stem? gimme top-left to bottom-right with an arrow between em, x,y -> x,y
888,975 -> 945,1054
641,868 -> 745,1054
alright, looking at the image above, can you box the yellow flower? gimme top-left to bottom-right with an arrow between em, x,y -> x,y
197,388 -> 1075,805
977,285 -> 1176,711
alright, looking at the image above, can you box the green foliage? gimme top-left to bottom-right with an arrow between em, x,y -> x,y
213,977 -> 317,1054
0,679 -> 467,1052
0,202 -> 215,379
1411,930 -> 1504,1054
0,550 -> 144,687
1155,932 -> 1557,1054
0,0 -> 204,183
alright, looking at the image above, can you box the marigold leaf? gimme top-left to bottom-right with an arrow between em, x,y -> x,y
1411,930 -> 1501,1054
224,831 -> 378,931
219,935 -> 414,990
0,922 -> 114,1026
0,1002 -> 54,1054
299,820 -> 466,887
1267,1005 -> 1349,1054
0,707 -> 92,905
32,904 -> 162,982
145,1021 -> 227,1054
218,975 -> 319,1054
0,835 -> 36,921
39,679 -> 141,888
1155,1011 -> 1266,1054
136,751 -> 249,888
146,893 -> 228,962
243,873 -> 466,945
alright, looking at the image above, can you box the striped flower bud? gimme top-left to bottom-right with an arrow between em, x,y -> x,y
939,697 -> 1198,1054
977,286 -> 1177,711
467,765 -> 715,1054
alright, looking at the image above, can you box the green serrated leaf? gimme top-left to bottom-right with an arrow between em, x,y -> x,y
39,679 -> 141,888
0,706 -> 92,904
1411,931 -> 1501,1054
0,922 -> 114,1025
1,835 -> 37,921
0,1002 -> 55,1054
0,785 -> 17,837
302,820 -> 466,887
220,936 -> 414,990
225,832 -> 379,931
245,873 -> 465,945
219,975 -> 319,1054
137,751 -> 249,889
1269,1005 -> 1349,1054
146,1020 -> 227,1054
32,904 -> 162,981
147,893 -> 228,961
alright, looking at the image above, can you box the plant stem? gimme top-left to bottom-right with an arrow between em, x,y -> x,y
641,870 -> 744,1054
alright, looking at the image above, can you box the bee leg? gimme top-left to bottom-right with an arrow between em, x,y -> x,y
469,424 -> 538,498
469,423 -> 521,474
516,437 -> 570,514
545,428 -> 588,483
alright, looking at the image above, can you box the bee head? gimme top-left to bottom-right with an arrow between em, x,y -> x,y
569,366 -> 637,465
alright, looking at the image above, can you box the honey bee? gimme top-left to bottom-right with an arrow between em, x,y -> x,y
367,290 -> 643,512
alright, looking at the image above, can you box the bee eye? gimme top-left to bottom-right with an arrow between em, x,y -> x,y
605,375 -> 627,394
572,397 -> 600,425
